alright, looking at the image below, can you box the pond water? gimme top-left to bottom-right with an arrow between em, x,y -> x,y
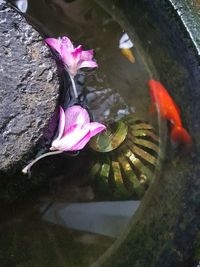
27,0 -> 155,122
1,0 -> 190,266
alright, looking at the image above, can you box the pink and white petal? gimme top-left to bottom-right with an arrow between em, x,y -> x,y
64,105 -> 90,132
50,106 -> 65,146
81,50 -> 94,61
69,131 -> 91,151
51,124 -> 89,151
60,44 -> 73,67
71,45 -> 82,63
70,123 -> 106,151
78,60 -> 98,69
68,65 -> 78,77
45,38 -> 61,53
61,36 -> 74,50
87,122 -> 106,138
56,106 -> 66,140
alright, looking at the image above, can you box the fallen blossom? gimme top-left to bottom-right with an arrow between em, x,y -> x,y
22,105 -> 106,174
45,36 -> 98,78
50,105 -> 106,151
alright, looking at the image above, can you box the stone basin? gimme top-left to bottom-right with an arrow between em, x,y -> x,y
92,0 -> 200,266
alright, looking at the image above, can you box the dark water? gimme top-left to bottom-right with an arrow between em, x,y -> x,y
1,0 -> 190,266
27,0 -> 155,122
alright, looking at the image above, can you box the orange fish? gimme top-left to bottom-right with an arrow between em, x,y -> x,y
148,79 -> 192,146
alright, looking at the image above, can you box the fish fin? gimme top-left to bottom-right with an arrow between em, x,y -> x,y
170,126 -> 192,147
121,48 -> 135,63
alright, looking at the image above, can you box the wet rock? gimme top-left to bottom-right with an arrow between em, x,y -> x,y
0,1 -> 59,173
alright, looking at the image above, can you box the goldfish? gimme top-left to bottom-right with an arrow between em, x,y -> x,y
148,79 -> 192,146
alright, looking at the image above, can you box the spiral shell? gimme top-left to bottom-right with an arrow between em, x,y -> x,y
88,116 -> 161,199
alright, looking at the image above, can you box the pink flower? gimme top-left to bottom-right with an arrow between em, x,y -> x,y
50,106 -> 106,151
45,36 -> 98,77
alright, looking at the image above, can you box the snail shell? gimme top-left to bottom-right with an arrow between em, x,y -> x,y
88,116 -> 161,199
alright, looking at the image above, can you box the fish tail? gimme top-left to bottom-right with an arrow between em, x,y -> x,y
171,126 -> 192,147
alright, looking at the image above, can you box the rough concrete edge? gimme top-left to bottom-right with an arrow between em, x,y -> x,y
0,2 -> 60,174
169,0 -> 200,56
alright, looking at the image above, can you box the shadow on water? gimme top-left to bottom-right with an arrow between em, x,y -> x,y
0,0 -> 194,266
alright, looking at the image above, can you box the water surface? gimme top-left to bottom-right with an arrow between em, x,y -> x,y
1,0 -> 189,266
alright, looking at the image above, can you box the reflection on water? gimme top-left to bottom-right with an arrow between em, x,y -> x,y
1,0 -> 170,266
41,201 -> 140,238
85,87 -> 131,122
27,0 -> 153,121
0,203 -> 113,267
